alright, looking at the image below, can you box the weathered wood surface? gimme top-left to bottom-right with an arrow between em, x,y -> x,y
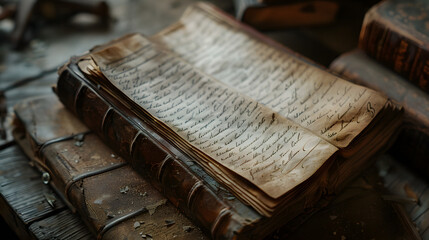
0,1 -> 234,239
378,156 -> 429,240
0,0 -> 428,239
0,145 -> 92,240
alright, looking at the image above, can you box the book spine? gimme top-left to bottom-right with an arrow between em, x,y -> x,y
359,9 -> 429,93
330,50 -> 429,181
56,65 -> 260,240
13,94 -> 212,239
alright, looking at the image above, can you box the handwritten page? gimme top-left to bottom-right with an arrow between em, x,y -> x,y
153,4 -> 388,148
89,34 -> 337,199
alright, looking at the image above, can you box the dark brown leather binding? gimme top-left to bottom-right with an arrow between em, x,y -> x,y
53,2 -> 406,238
12,94 -> 422,240
56,54 -> 274,240
50,2 -> 409,238
330,49 -> 429,180
13,94 -> 208,240
359,0 -> 429,93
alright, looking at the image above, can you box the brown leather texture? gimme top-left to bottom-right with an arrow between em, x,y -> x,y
233,0 -> 339,30
56,63 -> 263,240
330,49 -> 429,181
359,0 -> 429,92
13,94 -> 422,240
13,95 -> 208,240
50,3 -> 412,239
53,2 -> 405,235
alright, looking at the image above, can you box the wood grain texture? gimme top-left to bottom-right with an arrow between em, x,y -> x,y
13,94 -> 423,240
377,155 -> 429,240
0,0 -> 427,238
0,145 -> 92,240
29,210 -> 93,240
0,147 -> 66,225
14,94 -> 208,240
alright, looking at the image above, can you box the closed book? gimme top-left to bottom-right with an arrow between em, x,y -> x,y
359,0 -> 429,93
11,94 -> 420,239
233,0 -> 339,30
56,2 -> 402,239
330,49 -> 429,180
13,95 -> 207,240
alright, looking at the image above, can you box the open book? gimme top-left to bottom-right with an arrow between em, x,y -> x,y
57,2 -> 402,239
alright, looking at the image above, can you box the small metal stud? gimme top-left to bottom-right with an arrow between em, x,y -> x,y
42,172 -> 50,184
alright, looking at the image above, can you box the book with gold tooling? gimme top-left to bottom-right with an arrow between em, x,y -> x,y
359,0 -> 429,93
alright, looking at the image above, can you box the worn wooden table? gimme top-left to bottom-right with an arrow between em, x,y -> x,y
0,0 -> 428,239
3,2 -> 234,239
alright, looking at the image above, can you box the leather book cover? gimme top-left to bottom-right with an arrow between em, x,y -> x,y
54,2 -> 405,238
13,94 -> 208,240
359,0 -> 429,93
330,49 -> 429,181
233,0 -> 339,30
12,94 -> 421,240
56,55 -> 274,240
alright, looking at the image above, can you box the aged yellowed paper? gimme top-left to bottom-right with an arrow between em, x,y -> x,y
88,34 -> 337,199
154,5 -> 387,148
